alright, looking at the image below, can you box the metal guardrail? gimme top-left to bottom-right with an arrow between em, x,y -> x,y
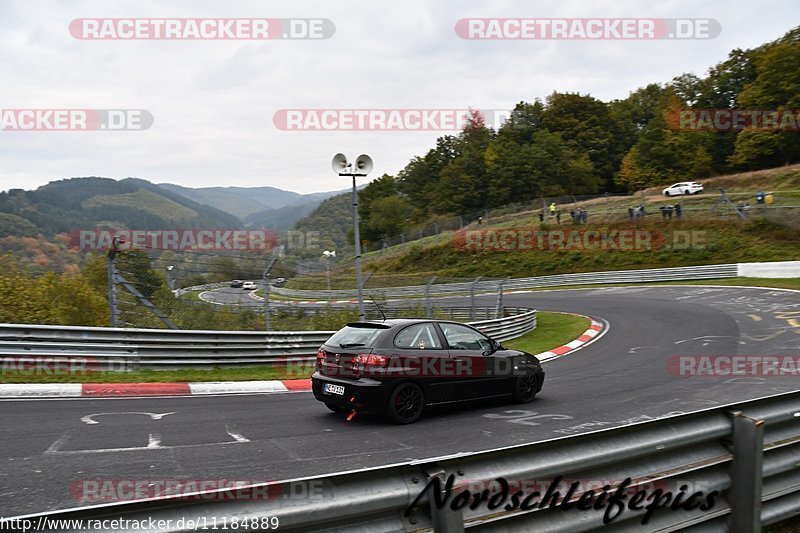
175,282 -> 229,296
270,263 -> 740,300
9,389 -> 800,532
0,308 -> 536,369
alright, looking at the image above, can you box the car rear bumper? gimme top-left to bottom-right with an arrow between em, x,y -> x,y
312,372 -> 390,413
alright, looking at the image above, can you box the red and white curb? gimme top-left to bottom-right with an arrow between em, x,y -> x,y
0,380 -> 312,399
534,319 -> 606,363
0,319 -> 605,399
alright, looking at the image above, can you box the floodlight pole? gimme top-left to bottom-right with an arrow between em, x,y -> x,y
340,173 -> 366,320
334,153 -> 371,322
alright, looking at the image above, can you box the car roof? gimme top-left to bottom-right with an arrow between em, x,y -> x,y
345,318 -> 478,328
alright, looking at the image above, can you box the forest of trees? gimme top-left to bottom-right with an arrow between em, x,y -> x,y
299,27 -> 799,246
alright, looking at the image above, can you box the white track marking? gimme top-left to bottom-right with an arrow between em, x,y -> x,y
226,426 -> 250,443
80,412 -> 176,425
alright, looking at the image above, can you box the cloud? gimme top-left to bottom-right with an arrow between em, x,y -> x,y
0,0 -> 798,193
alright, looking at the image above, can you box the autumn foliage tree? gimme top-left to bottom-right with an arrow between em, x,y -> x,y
0,255 -> 108,326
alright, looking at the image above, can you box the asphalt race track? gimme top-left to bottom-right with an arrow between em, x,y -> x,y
1,285 -> 798,517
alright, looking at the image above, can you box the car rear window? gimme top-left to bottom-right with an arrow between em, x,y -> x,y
325,324 -> 385,348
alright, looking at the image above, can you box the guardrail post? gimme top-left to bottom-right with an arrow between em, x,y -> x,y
425,467 -> 464,533
106,246 -> 119,327
495,278 -> 507,318
425,276 -> 437,318
470,277 -> 482,320
728,411 -> 764,533
264,258 -> 277,331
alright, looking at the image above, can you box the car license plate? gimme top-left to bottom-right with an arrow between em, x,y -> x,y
323,383 -> 345,395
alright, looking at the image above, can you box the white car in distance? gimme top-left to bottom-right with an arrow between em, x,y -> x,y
663,182 -> 704,196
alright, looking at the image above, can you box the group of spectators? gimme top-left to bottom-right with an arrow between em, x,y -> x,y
533,200 -> 690,224
570,207 -> 588,224
657,203 -> 683,220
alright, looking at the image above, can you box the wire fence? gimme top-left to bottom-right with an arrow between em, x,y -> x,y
357,188 -> 800,256
106,246 -> 509,331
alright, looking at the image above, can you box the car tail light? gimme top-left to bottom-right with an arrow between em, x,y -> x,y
316,349 -> 325,367
352,353 -> 390,377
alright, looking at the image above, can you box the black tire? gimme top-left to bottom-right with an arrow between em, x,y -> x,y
512,374 -> 538,403
683,189 -> 691,195
325,403 -> 345,414
385,383 -> 424,424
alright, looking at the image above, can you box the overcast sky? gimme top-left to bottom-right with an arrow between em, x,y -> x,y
1,0 -> 798,194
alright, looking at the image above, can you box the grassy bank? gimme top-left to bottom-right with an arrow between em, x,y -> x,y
504,312 -> 591,355
285,220 -> 798,289
283,166 -> 799,290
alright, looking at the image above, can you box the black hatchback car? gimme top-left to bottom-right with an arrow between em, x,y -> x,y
311,319 -> 545,424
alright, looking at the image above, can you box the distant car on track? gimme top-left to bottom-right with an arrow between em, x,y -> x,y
663,182 -> 704,196
312,319 -> 545,424
230,280 -> 244,288
241,281 -> 257,290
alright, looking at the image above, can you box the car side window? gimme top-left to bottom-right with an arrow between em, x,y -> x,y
394,323 -> 442,350
440,323 -> 492,351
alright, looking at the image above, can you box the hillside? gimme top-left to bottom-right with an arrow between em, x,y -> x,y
159,183 -> 353,228
0,177 -> 242,236
244,201 -> 324,231
158,183 -> 302,217
283,165 -> 800,288
292,192 -> 354,255
0,177 -> 249,275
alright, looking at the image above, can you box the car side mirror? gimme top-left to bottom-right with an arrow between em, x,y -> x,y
482,339 -> 500,356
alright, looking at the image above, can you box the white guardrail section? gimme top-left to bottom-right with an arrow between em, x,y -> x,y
8,390 -> 800,532
0,308 -> 536,370
269,263 -> 751,300
182,261 -> 799,302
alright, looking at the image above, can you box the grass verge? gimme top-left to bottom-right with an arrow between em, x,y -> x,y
0,364 -> 306,384
505,277 -> 800,293
504,312 -> 591,355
